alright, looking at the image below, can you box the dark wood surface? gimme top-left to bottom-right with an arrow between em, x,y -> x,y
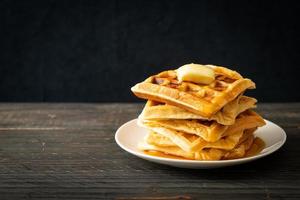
0,103 -> 299,200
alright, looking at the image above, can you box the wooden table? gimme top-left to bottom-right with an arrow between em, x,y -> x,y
0,103 -> 299,199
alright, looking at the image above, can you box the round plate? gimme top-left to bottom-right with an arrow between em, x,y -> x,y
115,119 -> 286,169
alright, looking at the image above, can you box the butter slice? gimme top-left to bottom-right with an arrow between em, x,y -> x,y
177,64 -> 215,84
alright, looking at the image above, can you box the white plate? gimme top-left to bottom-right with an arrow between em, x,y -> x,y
115,119 -> 286,169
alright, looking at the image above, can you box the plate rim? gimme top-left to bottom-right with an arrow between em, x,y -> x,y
115,118 -> 287,164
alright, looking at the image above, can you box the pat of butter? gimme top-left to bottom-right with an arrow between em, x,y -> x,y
177,64 -> 215,84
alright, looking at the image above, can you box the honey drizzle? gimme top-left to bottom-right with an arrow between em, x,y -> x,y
245,137 -> 265,157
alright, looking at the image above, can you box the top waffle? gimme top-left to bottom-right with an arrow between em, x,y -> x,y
131,65 -> 255,118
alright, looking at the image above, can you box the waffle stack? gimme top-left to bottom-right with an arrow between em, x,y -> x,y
131,64 -> 266,160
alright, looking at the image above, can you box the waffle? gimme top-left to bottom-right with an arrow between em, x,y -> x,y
131,65 -> 255,117
139,142 -> 225,160
141,113 -> 262,153
145,129 -> 244,152
140,110 -> 265,143
139,95 -> 257,125
139,130 -> 256,160
146,131 -> 174,147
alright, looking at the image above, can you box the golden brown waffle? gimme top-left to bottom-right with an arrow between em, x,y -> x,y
132,66 -> 255,117
139,131 -> 256,160
139,142 -> 225,160
145,129 -> 244,152
145,131 -> 174,147
140,110 -> 265,142
142,117 -> 261,153
139,95 -> 257,125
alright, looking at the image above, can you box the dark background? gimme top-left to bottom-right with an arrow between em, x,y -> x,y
0,0 -> 299,102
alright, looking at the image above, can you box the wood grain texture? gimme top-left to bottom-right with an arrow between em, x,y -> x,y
0,103 -> 299,200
